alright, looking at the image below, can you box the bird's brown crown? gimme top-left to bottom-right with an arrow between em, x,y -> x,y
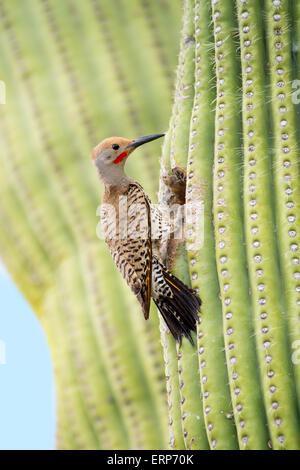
91,137 -> 133,161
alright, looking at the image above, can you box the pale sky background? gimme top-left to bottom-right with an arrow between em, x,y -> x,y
0,262 -> 56,450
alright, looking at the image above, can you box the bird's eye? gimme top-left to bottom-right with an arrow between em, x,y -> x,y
112,144 -> 120,150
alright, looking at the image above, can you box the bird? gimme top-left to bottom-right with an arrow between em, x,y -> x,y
91,134 -> 201,344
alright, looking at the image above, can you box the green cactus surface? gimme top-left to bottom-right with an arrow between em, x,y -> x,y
159,0 -> 300,450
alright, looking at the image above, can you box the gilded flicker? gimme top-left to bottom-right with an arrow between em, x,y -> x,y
91,134 -> 201,344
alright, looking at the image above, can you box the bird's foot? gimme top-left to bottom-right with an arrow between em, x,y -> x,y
162,166 -> 187,206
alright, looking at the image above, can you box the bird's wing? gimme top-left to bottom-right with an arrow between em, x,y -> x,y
103,183 -> 152,319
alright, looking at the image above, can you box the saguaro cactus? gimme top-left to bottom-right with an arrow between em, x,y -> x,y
160,0 -> 300,450
1,0 -> 300,451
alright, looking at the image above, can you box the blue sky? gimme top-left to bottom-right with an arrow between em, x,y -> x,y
0,263 -> 56,450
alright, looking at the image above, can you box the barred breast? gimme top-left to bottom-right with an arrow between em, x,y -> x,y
101,182 -> 152,319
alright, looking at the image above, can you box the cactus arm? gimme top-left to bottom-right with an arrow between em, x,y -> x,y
211,0 -> 269,449
170,0 -> 195,170
0,204 -> 50,310
172,247 -> 209,450
186,0 -> 238,450
119,287 -> 169,450
170,0 -> 207,450
117,0 -> 175,128
157,0 -> 208,450
0,30 -> 75,264
139,0 -> 181,96
294,0 -> 300,100
41,288 -> 102,449
51,0 -> 162,199
85,0 -> 177,200
0,0 -> 99,242
264,0 -> 300,447
238,0 -> 300,449
0,6 -> 132,448
0,212 -> 95,450
15,1 -> 169,446
158,127 -> 184,450
56,255 -> 135,449
176,338 -> 208,450
55,399 -> 77,450
79,241 -> 166,449
159,0 -> 209,451
159,319 -> 185,450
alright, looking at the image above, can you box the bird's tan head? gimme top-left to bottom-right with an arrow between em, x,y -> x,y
91,134 -> 164,186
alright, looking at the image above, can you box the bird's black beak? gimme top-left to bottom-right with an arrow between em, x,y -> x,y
125,133 -> 165,150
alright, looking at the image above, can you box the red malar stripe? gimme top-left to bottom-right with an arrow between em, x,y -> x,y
113,150 -> 128,164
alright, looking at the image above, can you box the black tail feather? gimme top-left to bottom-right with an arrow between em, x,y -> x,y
154,269 -> 201,345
